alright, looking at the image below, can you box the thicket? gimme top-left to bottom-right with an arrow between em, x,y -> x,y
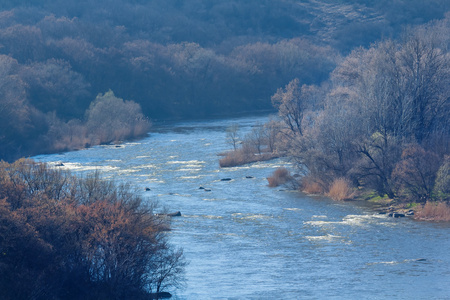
0,159 -> 185,299
1,0 -> 449,161
267,167 -> 292,188
219,121 -> 281,168
268,17 -> 450,209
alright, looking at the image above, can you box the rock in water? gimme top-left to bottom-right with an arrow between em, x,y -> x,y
150,292 -> 172,299
388,212 -> 405,218
167,211 -> 181,217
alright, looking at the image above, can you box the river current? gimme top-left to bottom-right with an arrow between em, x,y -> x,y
33,115 -> 450,299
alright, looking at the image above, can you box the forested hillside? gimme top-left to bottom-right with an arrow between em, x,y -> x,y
1,0 -> 449,160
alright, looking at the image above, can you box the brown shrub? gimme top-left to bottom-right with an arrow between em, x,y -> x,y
219,149 -> 277,168
326,177 -> 355,200
415,202 -> 450,222
301,176 -> 327,194
267,167 -> 291,187
219,149 -> 248,167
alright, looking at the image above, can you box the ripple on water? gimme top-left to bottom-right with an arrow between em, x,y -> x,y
283,208 -> 303,212
305,234 -> 342,242
177,168 -> 202,172
185,214 -> 223,220
366,259 -> 428,266
54,162 -> 119,172
305,214 -> 397,228
179,175 -> 205,179
202,198 -> 226,202
167,160 -> 205,164
135,164 -> 158,169
232,213 -> 272,220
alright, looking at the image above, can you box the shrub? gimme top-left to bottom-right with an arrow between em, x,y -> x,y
219,149 -> 277,168
219,149 -> 249,167
85,90 -> 151,144
415,202 -> 450,222
267,167 -> 291,187
300,176 -> 327,194
326,177 -> 355,200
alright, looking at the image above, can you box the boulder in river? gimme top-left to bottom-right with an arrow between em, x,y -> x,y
150,292 -> 172,299
388,212 -> 405,218
166,211 -> 181,217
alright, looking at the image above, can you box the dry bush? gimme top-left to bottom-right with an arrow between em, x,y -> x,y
219,149 -> 247,167
326,177 -> 355,200
415,202 -> 450,222
301,176 -> 327,194
267,167 -> 291,187
219,149 -> 277,168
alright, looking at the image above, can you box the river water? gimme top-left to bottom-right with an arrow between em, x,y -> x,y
33,115 -> 450,299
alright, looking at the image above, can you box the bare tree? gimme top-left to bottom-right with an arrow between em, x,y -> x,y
271,78 -> 305,136
245,123 -> 266,155
226,123 -> 240,151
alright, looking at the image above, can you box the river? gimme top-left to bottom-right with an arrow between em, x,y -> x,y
33,115 -> 450,299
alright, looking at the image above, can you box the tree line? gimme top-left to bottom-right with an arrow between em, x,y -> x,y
1,0 -> 449,161
0,159 -> 186,299
268,17 -> 449,205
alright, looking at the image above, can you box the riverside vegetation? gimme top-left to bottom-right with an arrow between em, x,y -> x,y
0,159 -> 186,299
221,18 -> 450,221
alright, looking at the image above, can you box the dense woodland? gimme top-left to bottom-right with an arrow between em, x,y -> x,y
1,0 -> 450,160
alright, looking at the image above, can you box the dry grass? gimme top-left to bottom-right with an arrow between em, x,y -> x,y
267,167 -> 291,187
301,176 -> 327,195
326,177 -> 355,201
219,149 -> 277,168
219,149 -> 248,167
415,202 -> 450,222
